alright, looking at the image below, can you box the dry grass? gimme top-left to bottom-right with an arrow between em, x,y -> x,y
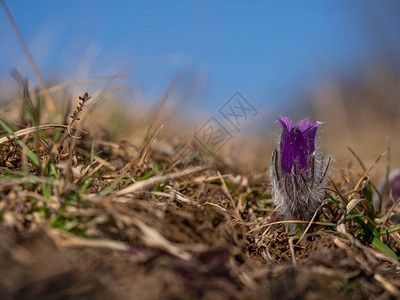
0,80 -> 399,300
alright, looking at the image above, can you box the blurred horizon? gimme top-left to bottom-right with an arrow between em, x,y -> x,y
1,1 -> 400,116
2,0 -> 400,172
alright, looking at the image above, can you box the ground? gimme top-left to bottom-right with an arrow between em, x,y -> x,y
0,91 -> 399,299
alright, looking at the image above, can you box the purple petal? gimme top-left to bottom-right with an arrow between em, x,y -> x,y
280,127 -> 309,174
309,120 -> 319,128
277,116 -> 294,132
389,170 -> 400,200
294,118 -> 310,132
277,117 -> 293,151
303,121 -> 319,154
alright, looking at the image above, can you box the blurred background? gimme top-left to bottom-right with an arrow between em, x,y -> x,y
0,0 -> 399,173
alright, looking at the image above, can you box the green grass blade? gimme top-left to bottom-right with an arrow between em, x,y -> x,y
43,183 -> 52,200
347,146 -> 366,172
326,192 -> 342,207
0,119 -> 40,167
78,178 -> 93,197
315,221 -> 337,227
347,214 -> 379,239
371,237 -> 398,262
381,223 -> 400,234
138,165 -> 159,180
90,137 -> 95,169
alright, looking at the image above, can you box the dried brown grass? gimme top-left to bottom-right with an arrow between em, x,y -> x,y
0,84 -> 399,299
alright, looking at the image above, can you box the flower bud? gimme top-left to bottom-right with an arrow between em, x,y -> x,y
270,116 -> 330,224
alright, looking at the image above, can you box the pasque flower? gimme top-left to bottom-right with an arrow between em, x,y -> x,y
389,170 -> 400,200
373,169 -> 400,211
270,116 -> 330,223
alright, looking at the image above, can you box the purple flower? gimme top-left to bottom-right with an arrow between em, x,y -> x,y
278,116 -> 319,175
270,116 -> 330,225
373,169 -> 400,212
389,170 -> 400,200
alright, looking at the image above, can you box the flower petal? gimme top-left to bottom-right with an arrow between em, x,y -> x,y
277,117 -> 293,154
277,116 -> 294,132
309,120 -> 319,128
389,169 -> 400,200
280,127 -> 309,174
294,118 -> 310,132
303,121 -> 319,154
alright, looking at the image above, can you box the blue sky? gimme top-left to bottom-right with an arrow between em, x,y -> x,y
0,1 -> 397,114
